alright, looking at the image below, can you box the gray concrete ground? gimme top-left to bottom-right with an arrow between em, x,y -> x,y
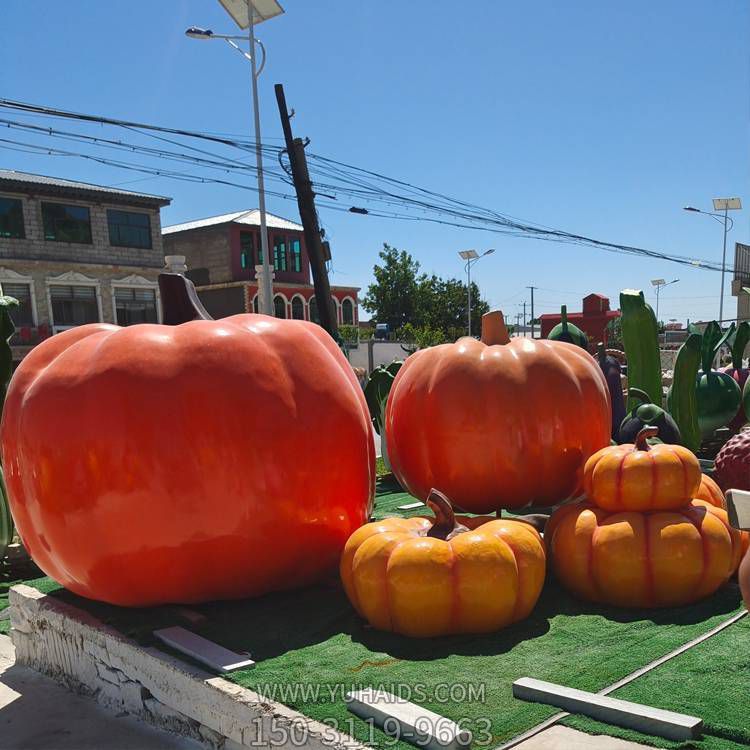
0,634 -> 200,750
514,724 -> 652,749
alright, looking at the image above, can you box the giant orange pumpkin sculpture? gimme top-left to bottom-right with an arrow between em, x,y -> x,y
0,275 -> 375,606
547,499 -> 742,608
385,311 -> 611,512
340,489 -> 545,637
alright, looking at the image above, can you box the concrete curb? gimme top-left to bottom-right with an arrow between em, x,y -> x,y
9,585 -> 368,750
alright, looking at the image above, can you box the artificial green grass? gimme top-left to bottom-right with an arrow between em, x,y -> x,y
3,479 -> 749,749
564,615 -> 750,750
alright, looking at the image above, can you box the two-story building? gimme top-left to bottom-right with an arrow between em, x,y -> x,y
162,209 -> 360,326
0,170 -> 171,362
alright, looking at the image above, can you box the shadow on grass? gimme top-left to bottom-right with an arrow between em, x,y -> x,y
37,575 -> 743,665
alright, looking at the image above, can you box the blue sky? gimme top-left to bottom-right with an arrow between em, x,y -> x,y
2,1 -> 748,324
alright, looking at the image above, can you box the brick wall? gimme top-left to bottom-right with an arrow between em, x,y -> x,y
163,226 -> 231,284
0,191 -> 165,268
0,258 -> 161,328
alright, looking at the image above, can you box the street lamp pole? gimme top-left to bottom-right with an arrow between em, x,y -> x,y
458,249 -> 495,336
684,198 -> 742,323
650,278 -> 679,331
246,1 -> 273,316
185,0 -> 284,316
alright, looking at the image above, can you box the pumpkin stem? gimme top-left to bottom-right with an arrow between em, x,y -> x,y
158,273 -> 214,325
480,311 -> 510,345
426,489 -> 457,540
634,425 -> 659,451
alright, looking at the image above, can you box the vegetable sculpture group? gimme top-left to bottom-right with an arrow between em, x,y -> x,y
0,275 -> 375,606
547,427 -> 742,608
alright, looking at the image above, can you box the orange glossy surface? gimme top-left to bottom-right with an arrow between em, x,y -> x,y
385,335 -> 611,512
694,473 -> 726,509
547,499 -> 741,608
583,441 -> 701,512
1,316 -> 375,606
340,515 -> 545,637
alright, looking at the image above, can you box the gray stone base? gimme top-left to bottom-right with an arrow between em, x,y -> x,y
9,585 -> 365,750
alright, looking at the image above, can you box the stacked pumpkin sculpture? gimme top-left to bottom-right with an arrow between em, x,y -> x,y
547,426 -> 743,608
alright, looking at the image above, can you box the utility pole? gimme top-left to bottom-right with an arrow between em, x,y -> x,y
515,312 -> 522,334
274,83 -> 338,338
527,285 -> 537,339
521,301 -> 527,337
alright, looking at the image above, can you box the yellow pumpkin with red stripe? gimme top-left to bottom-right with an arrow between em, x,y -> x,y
340,490 -> 545,637
547,498 -> 742,608
583,427 -> 701,512
695,473 -> 726,509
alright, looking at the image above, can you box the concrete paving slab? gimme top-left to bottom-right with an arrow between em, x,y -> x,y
0,634 -> 201,750
512,725 -> 656,750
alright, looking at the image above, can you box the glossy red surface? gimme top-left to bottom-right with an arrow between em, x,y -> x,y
1,315 -> 375,606
385,335 -> 611,512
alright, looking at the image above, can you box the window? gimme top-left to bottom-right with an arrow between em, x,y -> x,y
291,239 -> 302,272
107,210 -> 151,249
240,232 -> 255,270
273,237 -> 288,272
309,296 -> 319,324
253,295 -> 259,313
42,202 -> 92,244
114,287 -> 158,325
342,298 -> 354,325
291,296 -> 304,320
50,285 -> 98,327
273,295 -> 287,318
0,198 -> 24,239
3,283 -> 34,327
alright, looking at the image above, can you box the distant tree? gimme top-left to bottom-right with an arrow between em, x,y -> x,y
363,243 -> 490,339
362,244 -> 421,332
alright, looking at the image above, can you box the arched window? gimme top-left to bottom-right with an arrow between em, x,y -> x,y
274,295 -> 287,318
252,294 -> 259,313
342,298 -> 354,325
291,296 -> 305,320
309,296 -> 319,324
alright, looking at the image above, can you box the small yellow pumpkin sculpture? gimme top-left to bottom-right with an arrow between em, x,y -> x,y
340,490 -> 545,637
583,427 -> 701,512
547,498 -> 741,608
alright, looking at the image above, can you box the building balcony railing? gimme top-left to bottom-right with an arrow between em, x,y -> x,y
11,324 -> 52,347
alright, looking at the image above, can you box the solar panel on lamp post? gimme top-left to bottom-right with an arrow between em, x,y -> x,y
458,249 -> 495,337
186,0 -> 284,316
684,198 -> 742,323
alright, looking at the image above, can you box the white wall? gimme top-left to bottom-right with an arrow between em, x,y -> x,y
348,341 -> 409,373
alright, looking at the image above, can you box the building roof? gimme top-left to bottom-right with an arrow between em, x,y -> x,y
163,209 -> 303,235
538,310 -> 620,320
0,170 -> 171,207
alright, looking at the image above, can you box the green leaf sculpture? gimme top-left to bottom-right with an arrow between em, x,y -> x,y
0,296 -> 18,559
619,290 -> 662,411
364,360 -> 403,472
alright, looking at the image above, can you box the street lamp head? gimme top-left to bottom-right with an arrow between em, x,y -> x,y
483,248 -> 496,257
683,206 -> 700,212
185,26 -> 214,39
